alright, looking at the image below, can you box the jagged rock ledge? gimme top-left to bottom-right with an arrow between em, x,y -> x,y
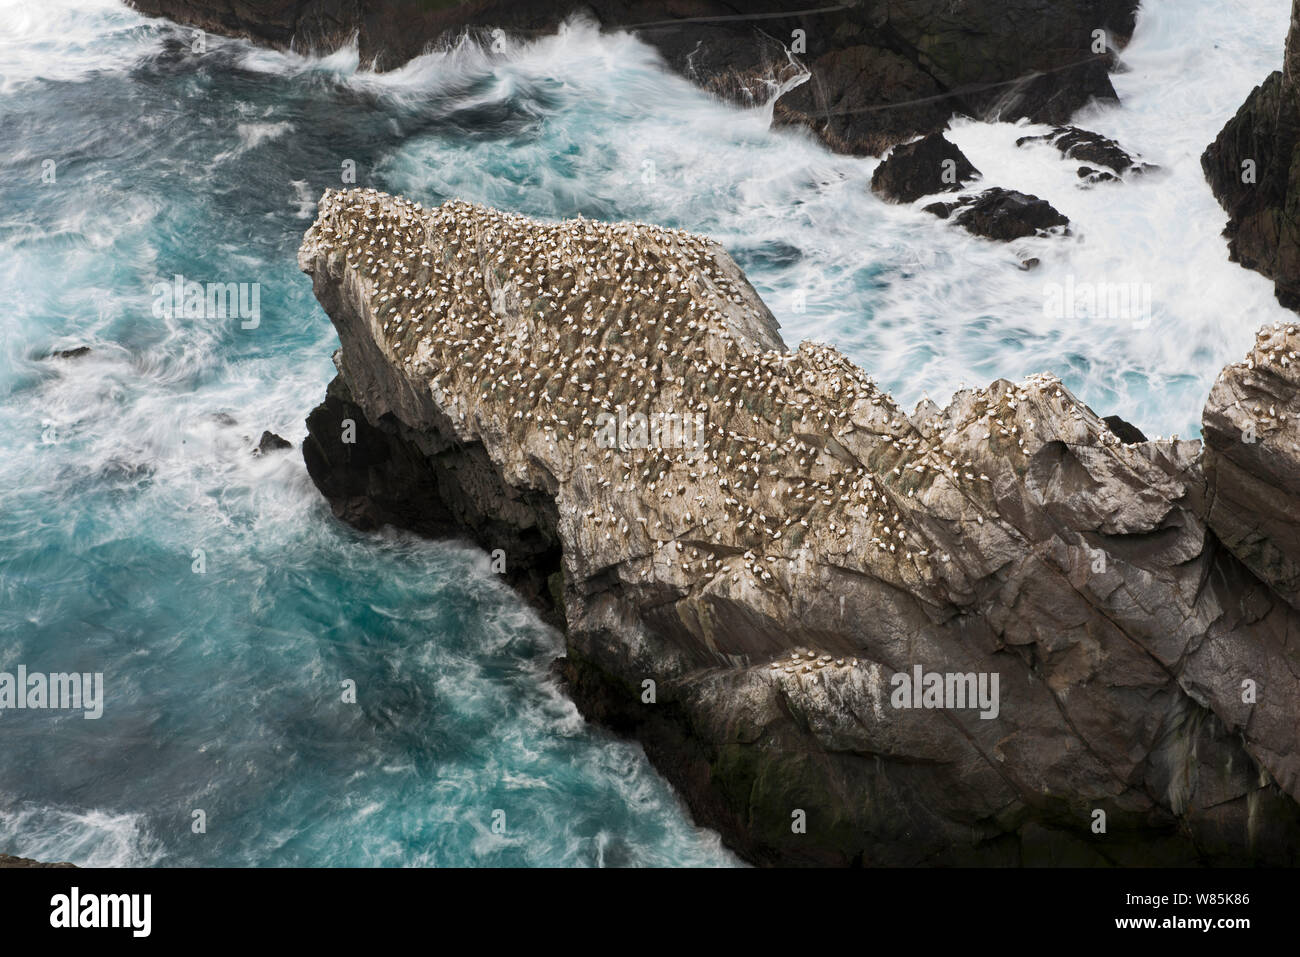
300,187 -> 1300,866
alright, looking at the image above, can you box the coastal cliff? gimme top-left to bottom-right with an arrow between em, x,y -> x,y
299,187 -> 1300,866
1203,0 -> 1300,310
128,0 -> 1139,155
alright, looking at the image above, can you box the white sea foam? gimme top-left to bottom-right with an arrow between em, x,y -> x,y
0,0 -> 156,94
0,796 -> 164,867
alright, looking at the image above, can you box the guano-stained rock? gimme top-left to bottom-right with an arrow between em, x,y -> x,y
299,187 -> 1300,866
1203,323 -> 1300,610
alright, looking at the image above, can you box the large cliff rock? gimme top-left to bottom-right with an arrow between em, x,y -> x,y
298,187 -> 1300,866
129,0 -> 1139,156
1203,0 -> 1300,310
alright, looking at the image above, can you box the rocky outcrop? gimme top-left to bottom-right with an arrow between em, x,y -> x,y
1102,414 -> 1147,444
46,346 -> 91,360
924,188 -> 1070,241
1203,0 -> 1300,311
254,430 -> 293,455
129,0 -> 1140,156
871,133 -> 980,204
871,134 -> 1075,241
1202,323 -> 1300,610
1018,126 -> 1156,182
298,188 -> 1300,866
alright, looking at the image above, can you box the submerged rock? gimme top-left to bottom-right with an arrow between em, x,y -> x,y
871,133 -> 981,203
254,431 -> 293,455
1202,0 -> 1300,311
47,345 -> 91,360
1018,125 -> 1156,179
299,187 -> 1300,866
925,187 -> 1070,241
1076,166 -> 1117,186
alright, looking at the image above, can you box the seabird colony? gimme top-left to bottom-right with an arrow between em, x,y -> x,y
305,187 -> 1147,683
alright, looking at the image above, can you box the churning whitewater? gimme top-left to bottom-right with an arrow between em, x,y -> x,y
0,0 -> 1292,866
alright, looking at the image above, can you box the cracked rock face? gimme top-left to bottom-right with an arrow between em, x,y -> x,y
300,188 -> 1300,866
1203,323 -> 1300,610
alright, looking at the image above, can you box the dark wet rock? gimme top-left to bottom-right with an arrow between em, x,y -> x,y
129,0 -> 1141,156
1018,125 -> 1155,177
297,188 -> 1300,866
254,430 -> 292,455
48,346 -> 91,359
770,43 -> 961,157
1077,165 -> 1118,185
871,133 -> 980,203
1202,0 -> 1300,311
1103,414 -> 1147,444
0,854 -> 75,868
925,187 -> 1070,241
208,412 -> 237,427
768,2 -> 1140,155
1019,258 -> 1041,270
303,375 -> 565,628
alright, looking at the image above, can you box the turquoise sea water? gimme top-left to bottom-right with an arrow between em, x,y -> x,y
0,0 -> 1293,865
